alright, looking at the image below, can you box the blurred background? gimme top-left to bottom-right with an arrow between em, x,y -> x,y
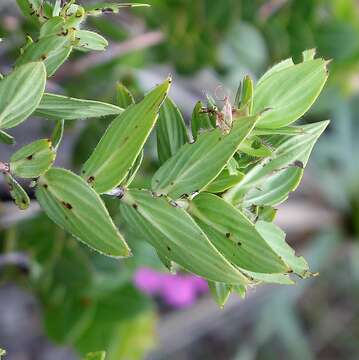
1,0 -> 359,359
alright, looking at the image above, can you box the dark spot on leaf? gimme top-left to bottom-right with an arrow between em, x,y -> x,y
237,241 -> 242,246
43,184 -> 48,189
132,203 -> 138,210
225,232 -> 231,238
167,246 -> 171,251
26,154 -> 33,160
87,176 -> 95,183
62,201 -> 73,210
41,54 -> 48,60
293,160 -> 304,169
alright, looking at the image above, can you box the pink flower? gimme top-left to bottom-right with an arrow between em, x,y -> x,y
133,267 -> 208,309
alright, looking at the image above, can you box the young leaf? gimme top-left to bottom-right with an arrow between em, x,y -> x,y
254,58 -> 328,128
157,97 -> 189,164
35,93 -> 123,120
81,78 -> 171,194
40,17 -> 65,38
208,281 -> 232,308
255,221 -> 311,278
152,115 -> 258,199
84,352 -> 106,360
204,169 -> 244,193
10,139 -> 56,178
85,3 -> 150,16
0,62 -> 46,129
115,83 -> 135,108
224,121 -> 329,205
16,0 -> 42,24
51,119 -> 65,150
238,137 -> 273,157
16,34 -> 72,77
75,30 -> 108,51
0,348 -> 6,358
121,189 -> 250,285
4,173 -> 30,210
189,193 -> 288,273
0,130 -> 15,145
36,168 -> 131,257
191,101 -> 213,141
238,75 -> 254,115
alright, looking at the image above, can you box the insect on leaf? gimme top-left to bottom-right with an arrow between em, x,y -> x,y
152,115 -> 258,199
0,62 -> 46,129
121,189 -> 250,285
81,78 -> 171,194
36,168 -> 131,257
191,101 -> 213,141
10,139 -> 56,178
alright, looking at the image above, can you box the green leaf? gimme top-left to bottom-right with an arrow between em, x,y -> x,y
255,221 -> 311,278
189,193 -> 288,273
0,62 -> 46,129
36,168 -> 131,257
121,189 -> 250,285
10,139 -> 56,178
40,17 -> 65,38
254,58 -> 328,128
4,173 -> 30,210
224,121 -> 329,205
85,3 -> 150,16
115,83 -> 135,108
152,115 -> 258,199
16,0 -> 42,24
191,101 -> 213,141
81,78 -> 171,194
238,137 -> 273,157
0,130 -> 15,145
237,75 -> 254,115
253,126 -> 305,136
208,281 -> 232,308
51,119 -> 65,150
16,34 -> 72,77
0,348 -> 6,357
124,150 -> 143,187
204,169 -> 244,193
75,30 -> 108,51
35,93 -> 123,120
157,97 -> 189,164
84,352 -> 106,360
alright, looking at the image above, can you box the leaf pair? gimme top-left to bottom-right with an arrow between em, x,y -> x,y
36,80 -> 170,257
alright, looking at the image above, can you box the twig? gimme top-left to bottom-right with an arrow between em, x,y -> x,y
55,30 -> 165,79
